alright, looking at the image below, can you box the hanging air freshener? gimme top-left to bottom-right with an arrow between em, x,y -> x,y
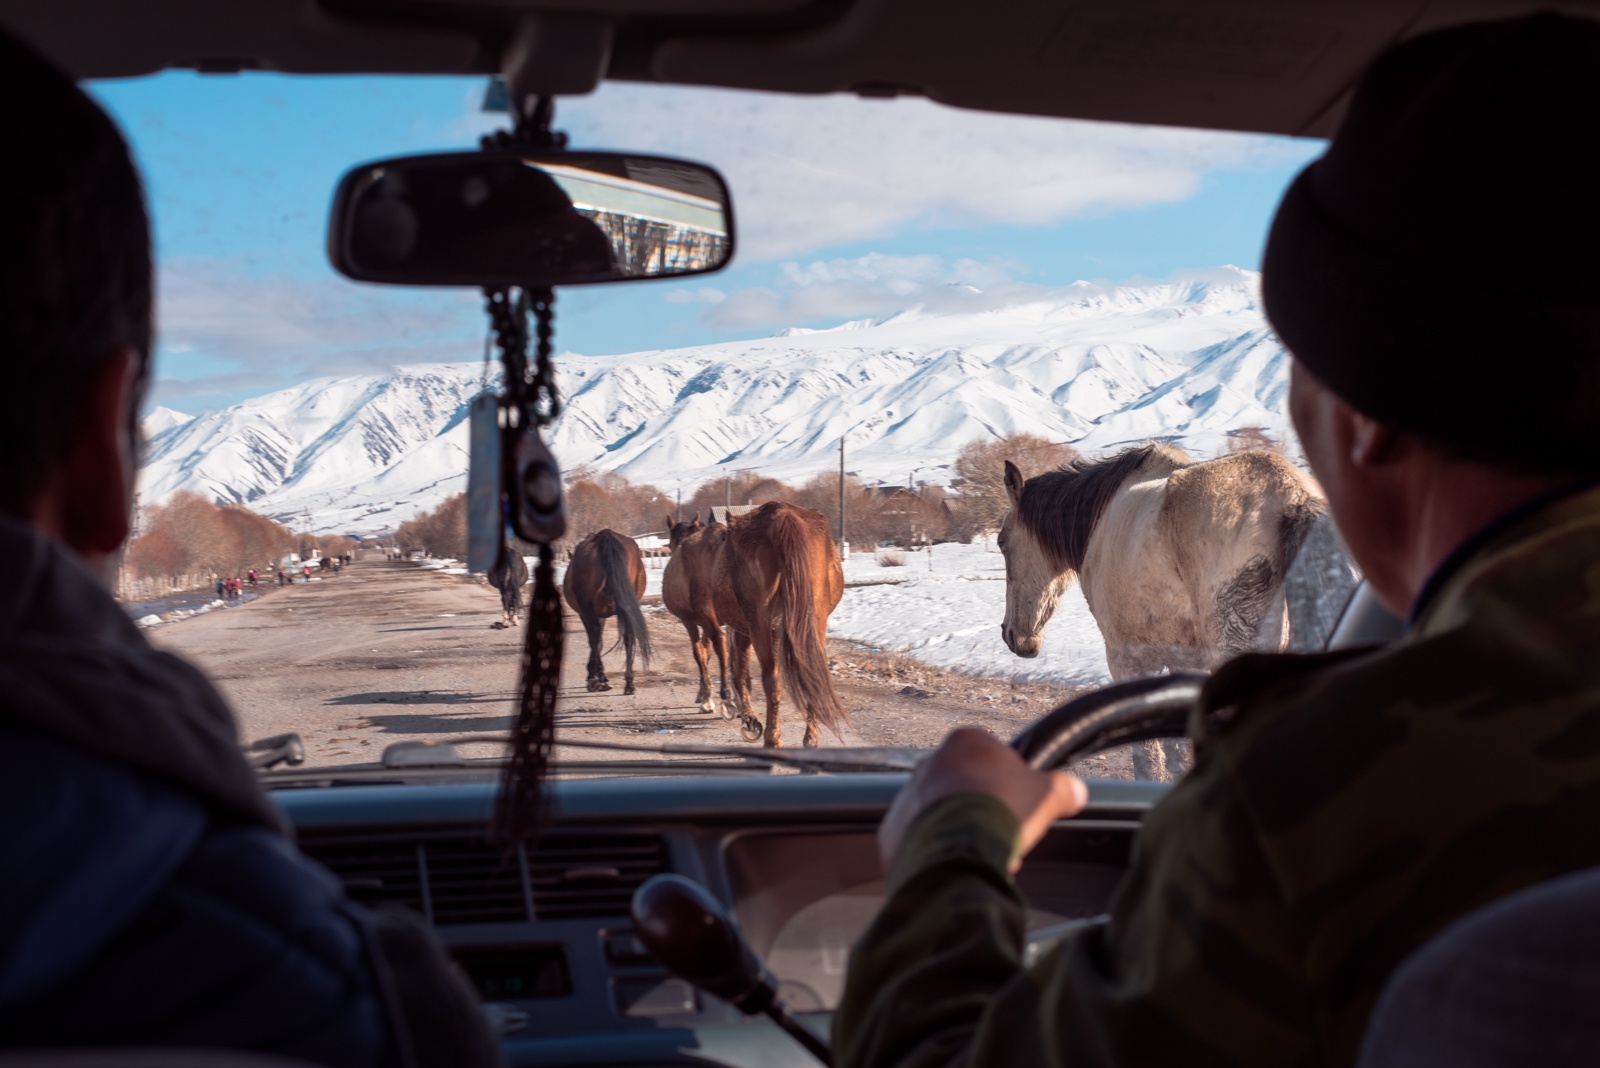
466,391 -> 503,575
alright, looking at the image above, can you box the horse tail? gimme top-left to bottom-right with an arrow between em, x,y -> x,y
766,508 -> 847,737
596,533 -> 651,667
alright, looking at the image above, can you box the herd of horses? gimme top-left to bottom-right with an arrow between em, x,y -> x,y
483,443 -> 1354,777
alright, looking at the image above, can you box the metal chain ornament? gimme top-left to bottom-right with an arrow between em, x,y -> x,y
485,284 -> 567,848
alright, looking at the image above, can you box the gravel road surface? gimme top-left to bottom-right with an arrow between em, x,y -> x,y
150,555 -> 1134,776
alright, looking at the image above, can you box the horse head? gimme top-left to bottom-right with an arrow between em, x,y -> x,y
666,512 -> 704,550
998,460 -> 1075,658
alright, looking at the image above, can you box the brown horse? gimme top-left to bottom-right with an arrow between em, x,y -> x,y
714,502 -> 847,748
662,513 -> 734,718
562,529 -> 651,694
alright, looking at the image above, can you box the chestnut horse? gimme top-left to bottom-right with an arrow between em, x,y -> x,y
714,502 -> 847,748
562,529 -> 651,694
662,513 -> 734,717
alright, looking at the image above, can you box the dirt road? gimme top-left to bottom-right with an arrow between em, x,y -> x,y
150,556 -> 1130,775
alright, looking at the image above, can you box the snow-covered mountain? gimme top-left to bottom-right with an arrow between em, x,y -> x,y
138,267 -> 1295,533
141,406 -> 193,440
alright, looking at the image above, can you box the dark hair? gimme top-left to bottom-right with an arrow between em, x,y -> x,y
0,29 -> 152,516
1017,445 -> 1161,572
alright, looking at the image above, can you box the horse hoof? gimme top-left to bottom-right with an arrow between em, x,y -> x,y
718,702 -> 739,721
739,717 -> 763,743
623,685 -> 636,696
587,680 -> 611,693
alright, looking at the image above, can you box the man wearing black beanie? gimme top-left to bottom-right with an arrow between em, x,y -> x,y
835,13 -> 1600,1068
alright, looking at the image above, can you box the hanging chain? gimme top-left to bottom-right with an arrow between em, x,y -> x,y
483,283 -> 564,850
481,95 -> 570,850
529,289 -> 559,425
483,286 -> 559,428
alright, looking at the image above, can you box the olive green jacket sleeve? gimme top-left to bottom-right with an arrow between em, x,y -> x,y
833,768 -> 1315,1068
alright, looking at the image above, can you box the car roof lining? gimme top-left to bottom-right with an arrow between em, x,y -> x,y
0,0 -> 1593,137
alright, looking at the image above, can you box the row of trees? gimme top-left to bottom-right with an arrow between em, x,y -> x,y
123,491 -> 298,588
391,433 -> 1085,559
395,494 -> 468,560
390,428 -> 1290,561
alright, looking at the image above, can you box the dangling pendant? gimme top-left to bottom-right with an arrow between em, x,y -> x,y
511,421 -> 567,546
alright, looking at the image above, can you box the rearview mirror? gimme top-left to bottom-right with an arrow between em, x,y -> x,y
328,150 -> 733,287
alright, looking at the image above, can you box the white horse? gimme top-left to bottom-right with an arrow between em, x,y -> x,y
998,443 -> 1350,781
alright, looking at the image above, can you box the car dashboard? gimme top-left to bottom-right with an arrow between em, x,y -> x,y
276,773 -> 1166,1067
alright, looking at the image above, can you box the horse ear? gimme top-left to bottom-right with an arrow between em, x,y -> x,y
664,514 -> 674,534
1004,460 -> 1026,505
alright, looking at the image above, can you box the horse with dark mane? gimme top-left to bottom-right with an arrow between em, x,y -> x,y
999,444 -> 1349,780
563,529 -> 651,694
713,502 -> 847,748
662,513 -> 734,717
487,542 -> 529,629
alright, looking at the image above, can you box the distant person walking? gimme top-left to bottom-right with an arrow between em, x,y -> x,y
215,578 -> 225,600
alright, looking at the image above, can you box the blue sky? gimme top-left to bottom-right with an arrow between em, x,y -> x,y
88,72 -> 1322,414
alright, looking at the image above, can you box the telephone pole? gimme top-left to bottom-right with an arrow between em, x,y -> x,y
907,468 -> 920,547
838,435 -> 847,557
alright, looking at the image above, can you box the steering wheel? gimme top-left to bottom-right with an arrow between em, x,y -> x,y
632,675 -> 1206,1066
1009,671 -> 1207,770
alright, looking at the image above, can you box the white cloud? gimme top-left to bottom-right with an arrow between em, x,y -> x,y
663,287 -> 728,305
457,84 -> 1320,260
697,251 -> 1033,329
151,257 -> 484,402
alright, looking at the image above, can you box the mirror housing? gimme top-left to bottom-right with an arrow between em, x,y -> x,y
328,149 -> 733,288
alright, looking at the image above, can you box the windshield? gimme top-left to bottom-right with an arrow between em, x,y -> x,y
98,73 -> 1352,782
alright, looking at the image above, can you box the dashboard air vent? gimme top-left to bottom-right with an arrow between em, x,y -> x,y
526,834 -> 669,920
298,830 -> 668,925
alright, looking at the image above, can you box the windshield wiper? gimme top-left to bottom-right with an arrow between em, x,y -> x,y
254,734 -> 925,781
375,734 -> 924,774
551,737 -> 925,774
242,732 -> 306,770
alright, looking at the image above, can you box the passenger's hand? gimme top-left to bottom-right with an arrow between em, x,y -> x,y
879,727 -> 1088,873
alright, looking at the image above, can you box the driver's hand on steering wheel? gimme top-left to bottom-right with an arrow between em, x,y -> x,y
880,727 -> 1089,874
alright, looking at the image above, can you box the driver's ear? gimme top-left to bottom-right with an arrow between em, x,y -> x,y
1348,408 -> 1400,467
46,346 -> 141,561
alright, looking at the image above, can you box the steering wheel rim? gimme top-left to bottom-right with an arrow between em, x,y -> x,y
1009,672 -> 1207,771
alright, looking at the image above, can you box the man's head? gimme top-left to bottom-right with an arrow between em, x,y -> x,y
0,29 -> 152,568
1265,15 -> 1600,611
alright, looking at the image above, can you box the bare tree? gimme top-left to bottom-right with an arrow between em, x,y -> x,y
949,433 -> 1079,540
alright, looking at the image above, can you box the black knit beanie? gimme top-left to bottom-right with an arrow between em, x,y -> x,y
1263,13 -> 1600,474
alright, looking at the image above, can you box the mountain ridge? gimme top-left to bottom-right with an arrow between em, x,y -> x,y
138,267 -> 1294,533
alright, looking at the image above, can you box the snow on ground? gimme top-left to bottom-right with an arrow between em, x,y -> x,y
832,540 -> 1110,687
